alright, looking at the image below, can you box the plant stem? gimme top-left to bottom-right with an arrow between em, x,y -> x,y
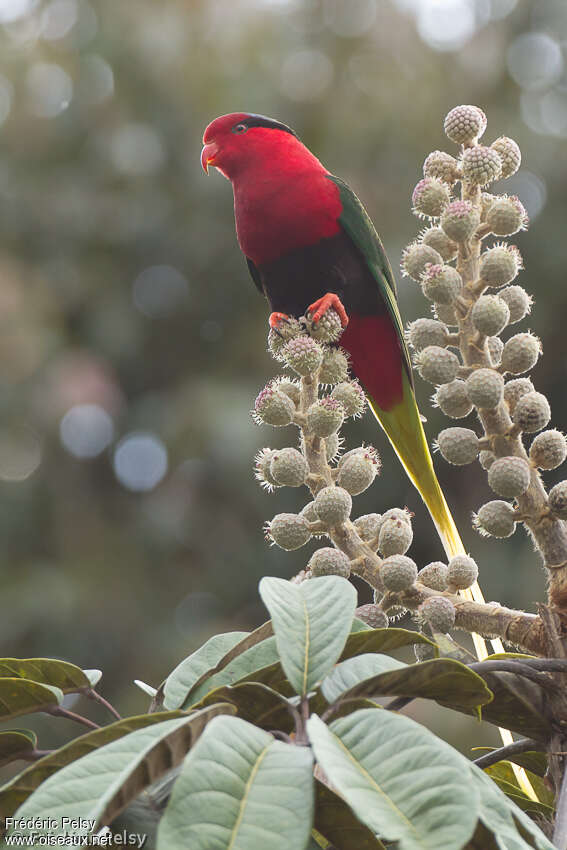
554,767 -> 567,849
472,738 -> 542,770
45,705 -> 100,731
82,688 -> 122,721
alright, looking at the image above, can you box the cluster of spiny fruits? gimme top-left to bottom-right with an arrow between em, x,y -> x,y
403,104 -> 567,539
251,308 -> 478,636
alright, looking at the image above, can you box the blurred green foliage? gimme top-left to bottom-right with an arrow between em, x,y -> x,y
0,0 -> 566,757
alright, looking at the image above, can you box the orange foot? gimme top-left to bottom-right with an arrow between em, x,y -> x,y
269,311 -> 290,329
307,293 -> 349,327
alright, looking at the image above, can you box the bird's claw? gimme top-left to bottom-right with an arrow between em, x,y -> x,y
307,293 -> 349,328
269,312 -> 291,336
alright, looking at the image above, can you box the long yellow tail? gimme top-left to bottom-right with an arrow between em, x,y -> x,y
368,377 -> 538,800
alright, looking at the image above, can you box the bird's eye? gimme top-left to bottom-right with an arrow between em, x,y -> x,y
232,123 -> 248,134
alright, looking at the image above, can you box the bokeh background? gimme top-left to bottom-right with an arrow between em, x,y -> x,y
1,0 -> 566,759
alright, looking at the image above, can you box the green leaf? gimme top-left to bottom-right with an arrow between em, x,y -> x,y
314,780 -> 386,849
0,710 -> 188,824
163,631 -> 249,710
83,670 -> 102,687
157,715 -> 314,850
7,705 -> 235,833
192,681 -> 292,731
0,730 -> 37,768
472,748 -> 548,779
0,658 -> 91,691
321,654 -> 406,703
259,575 -> 357,696
0,679 -> 63,721
324,657 -> 492,712
468,672 -> 549,741
185,636 -> 282,707
308,710 -> 479,850
339,627 -> 436,660
485,763 -> 554,811
471,766 -> 555,849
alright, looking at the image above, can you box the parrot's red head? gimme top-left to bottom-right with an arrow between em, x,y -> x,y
201,112 -> 320,182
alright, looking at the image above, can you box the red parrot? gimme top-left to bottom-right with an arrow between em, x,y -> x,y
200,112 -> 463,561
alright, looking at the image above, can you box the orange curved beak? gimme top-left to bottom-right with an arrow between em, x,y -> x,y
201,142 -> 219,174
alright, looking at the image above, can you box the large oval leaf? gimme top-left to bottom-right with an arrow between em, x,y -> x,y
163,632 -> 249,710
307,710 -> 479,850
0,679 -> 63,721
0,730 -> 37,768
314,780 -> 386,849
193,681 -> 292,731
339,628 -> 436,660
0,711 -> 187,824
0,659 -> 91,692
185,637 -> 281,707
259,576 -> 357,696
471,672 -> 550,741
9,704 -> 235,835
324,657 -> 492,711
471,766 -> 555,849
157,715 -> 314,850
321,654 -> 406,703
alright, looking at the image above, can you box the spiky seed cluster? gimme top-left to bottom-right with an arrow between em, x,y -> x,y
418,561 -> 449,591
319,348 -> 349,385
488,456 -> 531,498
437,427 -> 480,465
487,336 -> 504,366
355,604 -> 389,629
254,385 -> 296,426
434,302 -> 458,326
416,346 -> 460,385
380,507 -> 413,526
479,450 -> 496,470
354,513 -> 382,541
419,596 -> 456,633
331,381 -> 366,417
475,500 -> 517,538
380,555 -> 418,592
313,486 -> 352,526
471,295 -> 510,337
255,448 -> 280,491
408,318 -> 449,351
444,104 -> 487,144
529,430 -> 567,471
461,146 -> 502,186
267,513 -> 311,550
421,227 -> 457,262
486,196 -> 528,237
307,397 -> 344,437
440,200 -> 480,243
435,380 -> 473,419
465,368 -> 504,410
337,451 -> 380,495
549,482 -> 567,519
412,177 -> 450,219
308,547 -> 351,578
423,150 -> 461,184
306,308 -> 343,343
378,516 -> 413,556
402,242 -> 443,281
479,244 -> 521,288
447,554 -> 478,590
503,378 -> 535,413
324,433 -> 341,462
501,333 -> 541,375
513,392 -> 551,434
275,378 -> 301,406
270,448 -> 309,487
300,501 -> 319,523
499,286 -> 532,324
267,317 -> 304,359
421,264 -> 462,304
491,136 -> 521,178
283,336 -> 323,376
480,193 -> 496,218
